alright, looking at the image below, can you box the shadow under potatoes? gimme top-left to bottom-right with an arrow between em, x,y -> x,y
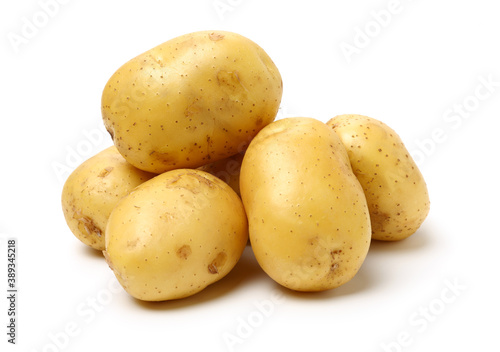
129,223 -> 434,307
272,224 -> 433,301
78,244 -> 106,260
368,224 -> 433,255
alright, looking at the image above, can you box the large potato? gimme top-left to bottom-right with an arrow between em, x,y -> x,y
103,169 -> 248,301
101,30 -> 283,173
61,146 -> 156,250
240,117 -> 371,292
327,114 -> 430,241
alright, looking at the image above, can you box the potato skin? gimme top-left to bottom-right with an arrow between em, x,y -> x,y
240,117 -> 371,292
104,169 -> 248,301
102,30 -> 283,173
327,114 -> 430,241
61,146 -> 156,250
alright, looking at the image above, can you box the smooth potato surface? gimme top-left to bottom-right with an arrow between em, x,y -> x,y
102,30 -> 283,173
240,117 -> 371,292
61,146 -> 156,250
327,114 -> 430,241
104,169 -> 248,301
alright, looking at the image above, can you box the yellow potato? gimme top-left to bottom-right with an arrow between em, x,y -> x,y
327,114 -> 430,241
198,152 -> 244,197
103,169 -> 248,301
240,117 -> 371,292
61,146 -> 156,250
101,30 -> 283,173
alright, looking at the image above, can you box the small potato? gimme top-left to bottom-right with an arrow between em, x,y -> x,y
240,117 -> 371,292
327,114 -> 430,241
101,30 -> 283,173
198,152 -> 244,197
104,169 -> 248,301
61,146 -> 156,250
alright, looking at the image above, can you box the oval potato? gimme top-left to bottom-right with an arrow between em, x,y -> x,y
240,117 -> 371,292
61,146 -> 156,250
327,114 -> 430,241
102,30 -> 283,173
104,169 -> 248,301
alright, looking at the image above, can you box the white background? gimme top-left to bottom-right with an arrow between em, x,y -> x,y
1,0 -> 499,351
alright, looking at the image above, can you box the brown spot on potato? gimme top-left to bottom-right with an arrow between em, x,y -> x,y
75,214 -> 102,238
150,150 -> 176,166
165,175 -> 182,186
127,238 -> 139,248
98,167 -> 114,178
216,70 -> 241,89
208,252 -> 227,274
370,211 -> 391,233
329,250 -> 342,273
209,32 -> 225,41
176,245 -> 192,259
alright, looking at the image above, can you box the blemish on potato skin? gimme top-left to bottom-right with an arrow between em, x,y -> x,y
98,167 -> 114,178
209,32 -> 225,41
75,214 -> 102,238
208,252 -> 228,274
127,238 -> 139,249
330,263 -> 339,271
176,245 -> 192,259
187,172 -> 221,189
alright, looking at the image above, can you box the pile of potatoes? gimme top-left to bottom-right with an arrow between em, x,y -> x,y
61,30 -> 430,301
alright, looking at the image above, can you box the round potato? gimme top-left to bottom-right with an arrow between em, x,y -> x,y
103,169 -> 248,301
61,146 -> 156,250
101,30 -> 283,173
240,117 -> 371,292
327,114 -> 430,241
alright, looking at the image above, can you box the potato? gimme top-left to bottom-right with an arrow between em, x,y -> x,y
198,152 -> 244,197
327,114 -> 430,241
103,169 -> 248,301
61,146 -> 156,250
240,117 -> 371,292
101,30 -> 283,173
